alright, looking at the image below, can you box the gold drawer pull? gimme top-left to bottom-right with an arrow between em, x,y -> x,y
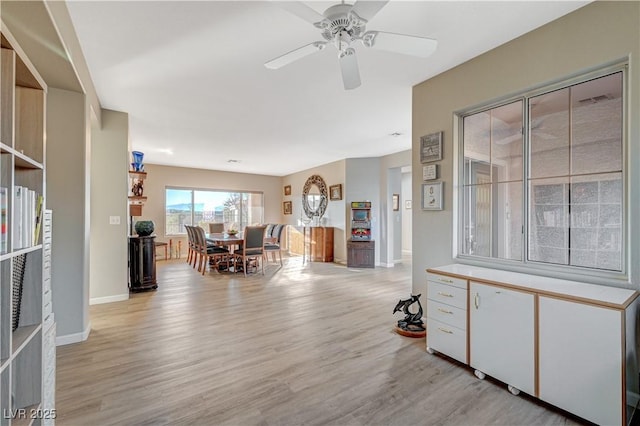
440,278 -> 454,284
437,291 -> 454,297
437,308 -> 453,314
438,327 -> 453,334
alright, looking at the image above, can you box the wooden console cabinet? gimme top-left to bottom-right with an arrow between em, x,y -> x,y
347,240 -> 374,268
426,264 -> 639,426
307,227 -> 333,262
289,227 -> 334,262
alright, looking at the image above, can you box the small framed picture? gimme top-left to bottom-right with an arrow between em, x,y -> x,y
422,182 -> 443,210
329,184 -> 342,201
283,201 -> 292,215
405,200 -> 412,210
422,164 -> 437,181
420,131 -> 443,163
392,194 -> 399,211
284,185 -> 292,196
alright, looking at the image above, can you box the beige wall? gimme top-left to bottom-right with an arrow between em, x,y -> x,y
283,160 -> 347,262
140,164 -> 283,256
412,1 -> 640,291
89,109 -> 129,304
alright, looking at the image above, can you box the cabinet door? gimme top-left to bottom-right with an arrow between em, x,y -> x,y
470,282 -> 535,395
538,296 -> 621,426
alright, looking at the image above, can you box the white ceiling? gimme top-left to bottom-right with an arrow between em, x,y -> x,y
65,1 -> 588,177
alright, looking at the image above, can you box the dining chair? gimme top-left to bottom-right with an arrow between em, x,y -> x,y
185,225 -> 196,267
264,224 -> 285,266
192,226 -> 230,275
208,222 -> 225,233
233,225 -> 267,277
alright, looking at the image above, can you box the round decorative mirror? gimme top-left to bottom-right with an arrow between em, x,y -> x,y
302,174 -> 328,220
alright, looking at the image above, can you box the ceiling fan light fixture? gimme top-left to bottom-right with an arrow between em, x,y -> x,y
264,41 -> 327,69
267,1 -> 438,89
339,47 -> 361,90
362,31 -> 438,58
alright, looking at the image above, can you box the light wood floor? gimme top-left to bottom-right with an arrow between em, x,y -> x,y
56,256 -> 586,425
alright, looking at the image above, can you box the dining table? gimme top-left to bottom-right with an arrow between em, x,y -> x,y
206,232 -> 244,250
205,232 -> 244,273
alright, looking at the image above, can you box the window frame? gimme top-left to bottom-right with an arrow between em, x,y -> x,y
454,61 -> 628,285
164,186 -> 264,236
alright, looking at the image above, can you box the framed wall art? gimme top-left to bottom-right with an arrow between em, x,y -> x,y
283,201 -> 292,215
422,182 -> 443,211
284,185 -> 292,196
420,131 -> 443,163
392,194 -> 399,211
422,164 -> 437,181
329,184 -> 343,201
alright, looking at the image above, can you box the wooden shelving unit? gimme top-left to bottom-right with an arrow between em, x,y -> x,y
1,25 -> 55,424
128,171 -> 147,217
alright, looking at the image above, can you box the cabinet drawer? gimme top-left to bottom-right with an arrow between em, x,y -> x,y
427,281 -> 467,310
427,318 -> 467,364
427,273 -> 467,290
427,300 -> 467,330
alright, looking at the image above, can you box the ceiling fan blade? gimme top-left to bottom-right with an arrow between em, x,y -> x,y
362,31 -> 437,58
339,48 -> 361,90
350,1 -> 389,22
265,42 -> 327,69
274,1 -> 326,26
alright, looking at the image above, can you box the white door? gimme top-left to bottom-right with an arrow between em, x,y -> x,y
538,296 -> 622,426
470,282 -> 535,395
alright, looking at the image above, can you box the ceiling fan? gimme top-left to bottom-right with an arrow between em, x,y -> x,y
265,1 -> 438,90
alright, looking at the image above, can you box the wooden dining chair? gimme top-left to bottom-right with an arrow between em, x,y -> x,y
185,225 -> 196,267
264,224 -> 285,266
208,222 -> 224,233
192,226 -> 229,275
233,225 -> 267,277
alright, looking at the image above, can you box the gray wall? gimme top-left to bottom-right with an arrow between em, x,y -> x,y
90,109 -> 129,303
345,158 -> 381,265
401,170 -> 412,254
412,1 -> 640,292
378,150 -> 411,266
47,87 -> 91,341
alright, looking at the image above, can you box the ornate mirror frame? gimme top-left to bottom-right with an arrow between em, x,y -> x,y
302,174 -> 328,219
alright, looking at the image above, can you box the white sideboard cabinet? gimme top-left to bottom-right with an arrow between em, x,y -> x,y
538,295 -> 624,426
469,282 -> 535,397
426,273 -> 468,364
426,264 -> 639,426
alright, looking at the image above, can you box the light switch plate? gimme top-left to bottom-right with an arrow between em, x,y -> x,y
109,216 -> 120,225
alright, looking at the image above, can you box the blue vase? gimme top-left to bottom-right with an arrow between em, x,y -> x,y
132,151 -> 144,164
135,220 -> 155,237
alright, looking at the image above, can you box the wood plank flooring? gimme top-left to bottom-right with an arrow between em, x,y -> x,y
55,256 -> 586,425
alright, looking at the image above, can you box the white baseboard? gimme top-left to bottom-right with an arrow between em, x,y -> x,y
56,321 -> 91,346
90,293 -> 129,305
377,262 -> 395,268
